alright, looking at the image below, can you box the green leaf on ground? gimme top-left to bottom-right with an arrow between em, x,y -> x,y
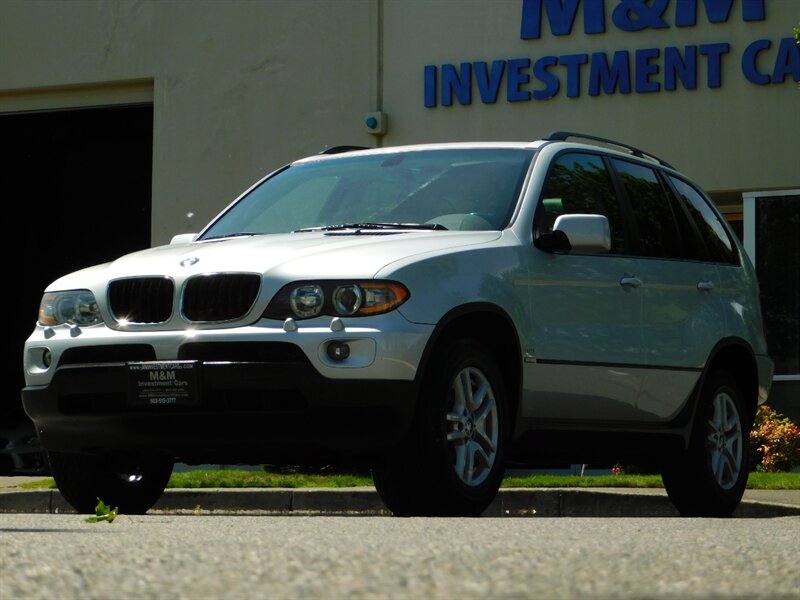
84,499 -> 118,524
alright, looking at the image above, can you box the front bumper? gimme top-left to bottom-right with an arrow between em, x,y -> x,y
22,355 -> 417,463
22,314 -> 432,463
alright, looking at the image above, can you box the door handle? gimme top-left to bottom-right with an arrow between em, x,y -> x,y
619,276 -> 642,288
697,280 -> 715,292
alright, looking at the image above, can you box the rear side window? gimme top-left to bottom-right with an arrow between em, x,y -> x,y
538,152 -> 626,254
669,176 -> 739,265
612,159 -> 682,260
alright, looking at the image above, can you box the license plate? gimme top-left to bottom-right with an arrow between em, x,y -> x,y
127,361 -> 200,406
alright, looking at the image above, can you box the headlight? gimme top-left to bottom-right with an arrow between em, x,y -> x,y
332,285 -> 362,316
264,280 -> 409,320
38,290 -> 102,326
289,284 -> 325,319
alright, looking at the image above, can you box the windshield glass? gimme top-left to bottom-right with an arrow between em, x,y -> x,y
199,148 -> 533,239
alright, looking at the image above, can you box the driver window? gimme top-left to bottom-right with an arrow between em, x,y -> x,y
537,152 -> 626,254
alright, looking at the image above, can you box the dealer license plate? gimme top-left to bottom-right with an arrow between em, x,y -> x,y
127,361 -> 200,406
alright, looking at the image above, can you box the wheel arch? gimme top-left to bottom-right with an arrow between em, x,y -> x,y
668,337 -> 760,449
703,337 -> 760,425
414,303 -> 523,425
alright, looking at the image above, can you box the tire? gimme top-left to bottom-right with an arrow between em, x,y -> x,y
662,370 -> 751,517
48,451 -> 173,514
372,339 -> 508,516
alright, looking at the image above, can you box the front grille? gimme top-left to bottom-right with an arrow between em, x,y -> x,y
59,344 -> 156,366
108,277 -> 174,323
182,273 -> 261,322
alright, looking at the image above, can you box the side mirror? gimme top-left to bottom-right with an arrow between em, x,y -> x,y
554,214 -> 611,253
170,233 -> 198,245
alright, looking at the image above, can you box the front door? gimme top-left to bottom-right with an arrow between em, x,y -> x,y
521,151 -> 646,422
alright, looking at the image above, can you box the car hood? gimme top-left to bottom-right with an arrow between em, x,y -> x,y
46,230 -> 502,291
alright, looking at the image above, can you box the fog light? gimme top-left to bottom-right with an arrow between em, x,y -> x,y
326,341 -> 351,362
42,349 -> 52,368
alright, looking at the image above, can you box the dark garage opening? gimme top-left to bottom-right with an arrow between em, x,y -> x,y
2,103 -> 153,473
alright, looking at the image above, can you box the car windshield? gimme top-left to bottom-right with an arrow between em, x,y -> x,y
199,148 -> 533,239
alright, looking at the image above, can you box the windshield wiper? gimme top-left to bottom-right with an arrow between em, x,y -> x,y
293,222 -> 447,233
200,232 -> 261,241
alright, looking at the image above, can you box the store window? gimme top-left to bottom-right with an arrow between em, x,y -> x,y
724,212 -> 744,242
753,194 -> 800,375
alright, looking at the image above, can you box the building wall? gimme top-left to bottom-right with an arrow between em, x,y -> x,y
2,1 -> 797,245
1,0 -> 380,244
381,0 -> 799,192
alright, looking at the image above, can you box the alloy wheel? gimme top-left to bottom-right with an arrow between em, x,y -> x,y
705,391 -> 743,491
445,366 -> 499,487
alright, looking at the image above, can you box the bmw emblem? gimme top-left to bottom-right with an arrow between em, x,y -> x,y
180,257 -> 200,267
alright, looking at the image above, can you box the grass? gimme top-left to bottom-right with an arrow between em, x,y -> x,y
17,469 -> 800,490
166,468 -> 374,489
501,474 -> 664,488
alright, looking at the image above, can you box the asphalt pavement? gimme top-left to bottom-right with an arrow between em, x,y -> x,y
1,476 -> 798,517
4,514 -> 799,599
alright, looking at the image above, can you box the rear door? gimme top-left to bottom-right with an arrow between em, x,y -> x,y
611,160 -> 724,420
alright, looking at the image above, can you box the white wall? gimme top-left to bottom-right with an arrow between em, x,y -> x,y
1,0 -> 798,244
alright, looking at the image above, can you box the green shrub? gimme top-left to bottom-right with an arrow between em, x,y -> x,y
750,405 -> 800,472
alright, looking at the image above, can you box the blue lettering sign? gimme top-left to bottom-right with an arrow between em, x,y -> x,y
560,53 -> 589,97
424,65 -> 437,108
533,56 -> 560,99
521,0 -> 604,39
741,39 -> 771,84
635,48 -> 661,92
474,61 -> 506,103
522,0 -> 766,39
507,58 -> 532,101
612,0 -> 669,32
675,0 -> 765,27
664,46 -> 698,90
442,63 -> 472,106
772,37 -> 800,84
699,42 -> 730,88
742,37 -> 800,85
422,1 -> 783,108
589,51 -> 632,95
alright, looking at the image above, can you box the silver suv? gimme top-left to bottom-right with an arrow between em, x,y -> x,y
22,132 -> 773,517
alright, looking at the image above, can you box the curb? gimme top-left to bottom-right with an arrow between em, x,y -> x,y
1,488 -> 798,517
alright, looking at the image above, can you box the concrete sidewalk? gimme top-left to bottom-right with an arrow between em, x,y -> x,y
0,477 -> 798,517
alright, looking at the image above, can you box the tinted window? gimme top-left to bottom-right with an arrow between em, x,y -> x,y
613,159 -> 682,259
669,176 -> 738,264
538,153 -> 625,254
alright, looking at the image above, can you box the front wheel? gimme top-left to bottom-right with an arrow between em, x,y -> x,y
48,451 -> 173,514
373,339 -> 509,516
662,370 -> 751,517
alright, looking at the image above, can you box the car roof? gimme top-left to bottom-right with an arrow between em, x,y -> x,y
295,137 -> 676,173
293,141 -> 547,165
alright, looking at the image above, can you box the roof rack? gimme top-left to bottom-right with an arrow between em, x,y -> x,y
542,131 -> 674,169
318,145 -> 370,155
